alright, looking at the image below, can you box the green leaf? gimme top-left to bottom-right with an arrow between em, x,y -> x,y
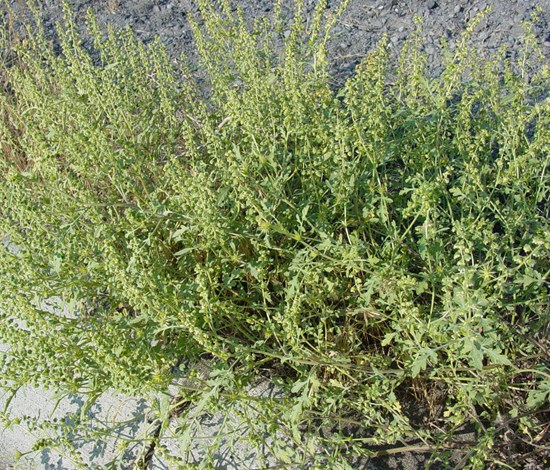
171,227 -> 189,241
174,247 -> 195,256
415,280 -> 429,295
291,379 -> 308,394
381,332 -> 396,347
469,339 -> 484,370
526,379 -> 550,409
178,424 -> 194,455
411,348 -> 432,378
484,348 -> 512,366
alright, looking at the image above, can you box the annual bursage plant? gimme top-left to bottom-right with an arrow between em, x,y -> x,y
0,0 -> 548,467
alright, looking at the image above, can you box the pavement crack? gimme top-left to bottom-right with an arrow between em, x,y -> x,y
133,393 -> 193,469
134,417 -> 163,469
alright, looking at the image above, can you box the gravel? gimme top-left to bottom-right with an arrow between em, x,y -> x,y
2,0 -> 549,85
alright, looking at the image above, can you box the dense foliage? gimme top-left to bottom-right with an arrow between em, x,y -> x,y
0,0 -> 548,467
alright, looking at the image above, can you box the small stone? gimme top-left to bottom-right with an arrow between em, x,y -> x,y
468,7 -> 479,20
366,9 -> 376,18
454,5 -> 463,14
427,0 -> 438,9
371,19 -> 383,30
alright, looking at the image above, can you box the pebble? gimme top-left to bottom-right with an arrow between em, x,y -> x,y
467,7 -> 479,21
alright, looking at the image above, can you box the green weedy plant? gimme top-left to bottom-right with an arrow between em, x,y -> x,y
0,0 -> 549,467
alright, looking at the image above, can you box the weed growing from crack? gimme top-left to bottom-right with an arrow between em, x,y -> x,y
0,0 -> 549,467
